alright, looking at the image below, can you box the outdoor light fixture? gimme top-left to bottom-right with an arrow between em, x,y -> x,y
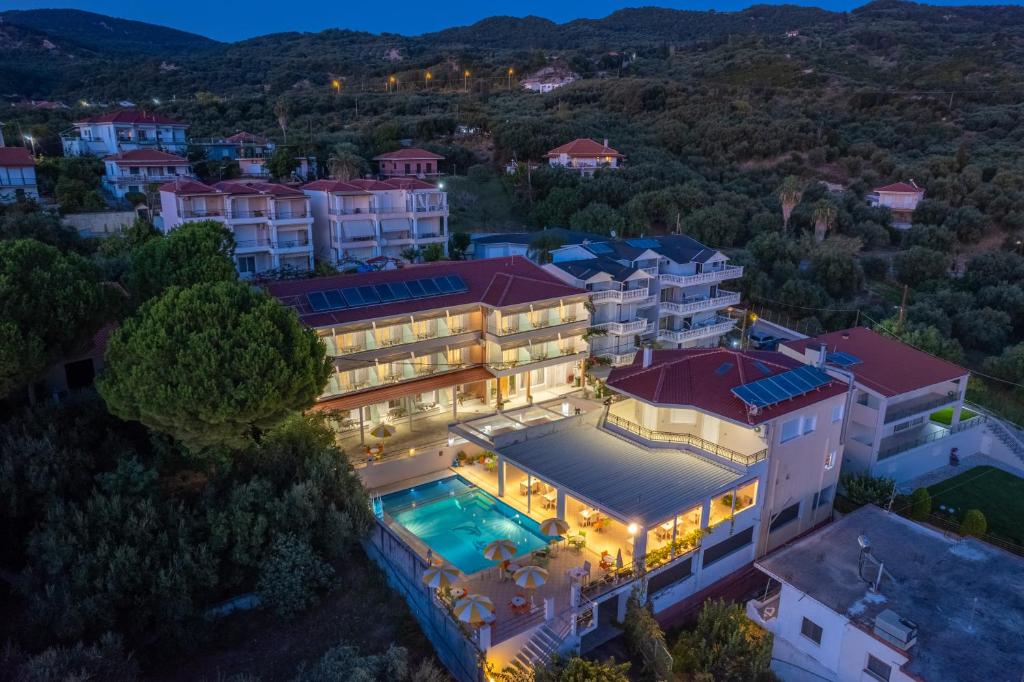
448,435 -> 455,447
628,523 -> 638,535
409,448 -> 416,456
561,401 -> 570,416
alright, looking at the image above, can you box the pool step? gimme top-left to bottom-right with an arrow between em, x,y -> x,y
510,624 -> 563,674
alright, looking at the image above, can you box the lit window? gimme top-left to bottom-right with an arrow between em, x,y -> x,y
824,450 -> 836,470
865,654 -> 891,681
800,617 -> 823,645
832,403 -> 844,423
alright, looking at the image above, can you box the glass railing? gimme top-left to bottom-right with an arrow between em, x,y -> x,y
323,318 -> 471,356
605,413 -> 767,466
487,307 -> 584,336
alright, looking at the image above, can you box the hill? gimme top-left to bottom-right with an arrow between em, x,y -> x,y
0,8 -> 221,56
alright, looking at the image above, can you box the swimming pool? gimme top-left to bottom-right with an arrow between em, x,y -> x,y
377,475 -> 553,574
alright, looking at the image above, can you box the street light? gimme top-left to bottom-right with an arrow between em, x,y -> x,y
507,67 -> 514,90
388,75 -> 397,92
425,71 -> 432,88
331,79 -> 341,93
463,69 -> 470,92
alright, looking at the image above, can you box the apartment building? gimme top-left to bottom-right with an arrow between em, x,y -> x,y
522,64 -> 578,93
748,505 -> 1019,682
545,138 -> 623,175
545,235 -> 743,364
373,147 -> 445,178
303,178 -> 448,264
867,181 -> 924,229
159,179 -> 315,277
0,146 -> 38,203
103,150 -> 193,199
780,327 -> 976,483
61,110 -> 189,157
190,131 -> 315,180
471,228 -> 603,260
266,257 -> 590,448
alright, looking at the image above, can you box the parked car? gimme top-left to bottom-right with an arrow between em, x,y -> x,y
748,330 -> 780,350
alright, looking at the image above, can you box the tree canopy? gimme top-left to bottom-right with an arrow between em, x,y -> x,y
98,281 -> 330,451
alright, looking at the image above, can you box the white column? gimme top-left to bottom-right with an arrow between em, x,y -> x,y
557,490 -> 566,520
633,525 -> 648,561
952,378 -> 968,426
497,456 -> 505,497
478,624 -> 491,652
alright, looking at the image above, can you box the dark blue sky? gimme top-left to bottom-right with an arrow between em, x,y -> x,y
6,0 -> 1014,41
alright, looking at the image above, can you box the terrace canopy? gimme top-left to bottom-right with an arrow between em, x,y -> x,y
497,426 -> 745,526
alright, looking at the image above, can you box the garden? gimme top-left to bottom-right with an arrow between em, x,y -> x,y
926,466 -> 1024,546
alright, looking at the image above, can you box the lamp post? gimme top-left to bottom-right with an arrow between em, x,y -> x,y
463,69 -> 470,92
507,67 -> 514,90
331,79 -> 341,94
425,71 -> 432,89
388,75 -> 397,93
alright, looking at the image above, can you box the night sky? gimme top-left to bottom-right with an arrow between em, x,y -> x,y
5,0 -> 1018,41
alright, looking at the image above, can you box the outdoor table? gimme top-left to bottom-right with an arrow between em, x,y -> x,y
519,480 -> 540,495
543,491 -> 557,508
510,596 -> 527,608
566,566 -> 587,582
579,509 -> 593,525
449,587 -> 466,599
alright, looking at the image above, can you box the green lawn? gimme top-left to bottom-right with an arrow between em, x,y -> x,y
930,407 -> 978,426
927,466 -> 1024,545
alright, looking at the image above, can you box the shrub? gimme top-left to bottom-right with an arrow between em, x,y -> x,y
257,533 -> 335,618
909,488 -> 932,520
960,509 -> 987,537
861,255 -> 889,280
623,589 -> 671,681
672,599 -> 773,682
839,473 -> 895,506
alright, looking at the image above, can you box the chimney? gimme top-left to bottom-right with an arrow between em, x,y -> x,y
642,345 -> 653,368
603,138 -> 609,149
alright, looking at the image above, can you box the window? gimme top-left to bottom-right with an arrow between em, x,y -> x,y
701,527 -> 753,567
237,255 -> 256,274
824,450 -> 836,470
780,418 -> 801,443
769,502 -> 801,532
802,415 -> 817,435
800,617 -> 823,645
832,403 -> 844,423
865,654 -> 891,681
815,484 -> 834,509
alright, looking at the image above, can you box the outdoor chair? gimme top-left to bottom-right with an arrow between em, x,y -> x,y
581,560 -> 592,584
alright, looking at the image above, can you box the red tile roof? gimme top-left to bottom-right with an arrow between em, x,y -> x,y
103,149 -> 190,166
873,181 -> 923,193
265,256 -> 587,327
76,109 -> 187,126
159,178 -> 218,194
545,138 -> 623,158
302,178 -> 438,193
607,348 -> 848,425
781,327 -> 967,397
0,147 -> 35,167
160,179 -> 304,197
373,147 -> 445,161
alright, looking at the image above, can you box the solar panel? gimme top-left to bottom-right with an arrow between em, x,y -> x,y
419,278 -> 441,296
307,291 -> 329,311
389,281 -> 412,300
731,365 -> 832,409
375,284 -> 397,302
588,243 -> 613,254
323,290 -> 346,309
406,280 -> 427,298
827,351 -> 862,367
446,275 -> 468,292
342,288 -> 364,306
434,276 -> 455,293
714,362 -> 734,375
357,285 -> 380,304
753,360 -> 774,376
626,238 -> 660,248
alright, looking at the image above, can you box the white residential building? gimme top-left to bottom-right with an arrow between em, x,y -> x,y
61,110 -> 189,157
780,327 -> 979,483
867,181 -> 925,230
303,178 -> 448,265
522,65 -> 578,93
471,228 -> 603,260
748,505 -> 1021,682
0,142 -> 39,203
545,235 -> 743,364
545,138 -> 623,176
159,179 -> 315,278
189,131 -> 315,180
103,150 -> 193,199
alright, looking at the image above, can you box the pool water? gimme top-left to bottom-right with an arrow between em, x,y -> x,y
378,475 -> 553,574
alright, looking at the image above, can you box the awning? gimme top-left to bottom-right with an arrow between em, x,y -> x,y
341,220 -> 375,238
380,218 -> 411,233
310,366 -> 492,413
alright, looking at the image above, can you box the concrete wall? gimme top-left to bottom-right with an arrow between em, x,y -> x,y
871,425 -> 983,483
357,441 -> 483,490
64,211 -> 139,237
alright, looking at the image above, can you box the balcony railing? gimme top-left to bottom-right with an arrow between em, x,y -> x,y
276,237 -> 310,249
234,238 -> 273,249
0,178 -> 37,187
590,288 -> 654,305
272,210 -> 309,220
109,173 -> 182,184
605,413 -> 767,466
659,265 -> 744,288
182,209 -> 225,218
596,319 -> 649,335
329,204 -> 378,216
877,416 -> 985,460
656,317 -> 736,344
599,346 -> 638,366
660,291 -> 741,317
884,393 -> 959,424
229,210 -> 269,219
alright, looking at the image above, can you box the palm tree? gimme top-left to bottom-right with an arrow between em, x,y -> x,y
327,147 -> 366,180
812,199 -> 838,242
274,97 -> 290,143
776,176 -> 804,232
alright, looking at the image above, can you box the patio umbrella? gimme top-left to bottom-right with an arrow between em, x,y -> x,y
453,594 -> 494,625
616,549 -> 624,569
422,564 -> 460,590
482,539 -> 517,562
539,517 -> 570,537
514,565 -> 549,607
369,423 -> 396,449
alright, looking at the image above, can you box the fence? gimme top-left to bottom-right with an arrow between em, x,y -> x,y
903,511 -> 1024,559
364,519 -> 484,682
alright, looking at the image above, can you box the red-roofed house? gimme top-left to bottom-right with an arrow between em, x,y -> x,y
606,346 -> 849,553
0,141 -> 39,203
780,327 -> 978,482
868,180 -> 925,229
545,138 -> 624,175
160,179 -> 314,277
303,177 -> 448,263
102,149 -> 194,199
373,147 -> 445,178
189,132 -> 315,180
62,109 -> 189,157
264,256 -> 590,450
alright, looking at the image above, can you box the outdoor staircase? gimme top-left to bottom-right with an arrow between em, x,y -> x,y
988,418 -> 1024,466
509,624 -> 564,674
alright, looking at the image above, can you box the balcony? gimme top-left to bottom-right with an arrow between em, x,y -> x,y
877,416 -> 984,460
659,265 -> 744,288
228,209 -> 270,221
659,291 -> 741,317
271,209 -> 309,221
599,346 -> 638,366
329,204 -> 378,216
0,178 -> 38,187
590,288 -> 655,305
234,237 -> 273,251
884,393 -> 960,424
275,236 -> 311,250
492,341 -> 584,371
108,173 -> 183,184
324,318 -> 473,357
596,319 -> 649,336
182,209 -> 226,219
605,413 -> 767,467
489,308 -> 586,337
656,316 -> 737,344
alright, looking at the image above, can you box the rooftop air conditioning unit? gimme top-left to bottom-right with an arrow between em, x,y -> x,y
873,609 -> 918,650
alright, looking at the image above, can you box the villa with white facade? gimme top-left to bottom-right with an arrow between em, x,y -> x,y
104,149 -> 193,199
190,131 -> 315,180
61,110 -> 189,157
159,179 -> 315,277
545,235 -> 743,365
867,181 -> 925,229
0,146 -> 38,203
303,177 -> 449,264
545,139 -> 623,176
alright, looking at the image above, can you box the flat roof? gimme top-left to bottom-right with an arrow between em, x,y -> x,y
782,326 -> 968,397
498,424 -> 745,526
758,505 -> 1024,682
